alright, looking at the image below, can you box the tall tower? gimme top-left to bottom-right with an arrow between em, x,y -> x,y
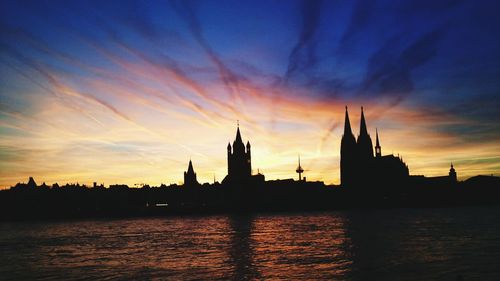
183,160 -> 199,187
226,123 -> 252,181
296,155 -> 304,181
357,107 -> 374,161
341,107 -> 357,187
449,163 -> 457,182
375,128 -> 381,158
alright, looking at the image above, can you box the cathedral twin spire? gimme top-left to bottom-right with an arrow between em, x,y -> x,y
343,106 -> 376,155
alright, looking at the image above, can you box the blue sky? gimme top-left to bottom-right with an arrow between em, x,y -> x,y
1,0 -> 499,187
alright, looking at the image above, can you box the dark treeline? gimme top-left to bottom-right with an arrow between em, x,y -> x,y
1,175 -> 499,221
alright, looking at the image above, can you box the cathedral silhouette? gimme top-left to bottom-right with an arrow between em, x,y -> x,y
341,107 -> 409,188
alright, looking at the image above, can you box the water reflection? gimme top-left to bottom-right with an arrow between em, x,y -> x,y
341,208 -> 500,281
1,208 -> 499,280
227,215 -> 260,280
227,213 -> 352,280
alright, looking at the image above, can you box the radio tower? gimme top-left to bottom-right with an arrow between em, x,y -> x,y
296,155 -> 304,181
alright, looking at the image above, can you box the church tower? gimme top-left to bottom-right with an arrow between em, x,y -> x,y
340,107 -> 357,187
226,123 -> 252,181
183,160 -> 199,187
449,163 -> 457,182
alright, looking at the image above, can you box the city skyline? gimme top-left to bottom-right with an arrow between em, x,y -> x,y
1,0 -> 500,188
0,111 -> 476,188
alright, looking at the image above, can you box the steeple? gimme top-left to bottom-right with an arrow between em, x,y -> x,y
356,106 -> 374,159
343,106 -> 353,136
187,160 -> 194,174
359,106 -> 368,137
235,127 -> 243,144
375,128 -> 381,157
234,120 -> 243,145
183,159 -> 198,187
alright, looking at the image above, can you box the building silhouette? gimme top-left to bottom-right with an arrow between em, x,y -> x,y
183,160 -> 199,187
341,107 -> 409,187
224,124 -> 252,183
27,177 -> 37,188
411,163 -> 458,186
449,163 -> 457,182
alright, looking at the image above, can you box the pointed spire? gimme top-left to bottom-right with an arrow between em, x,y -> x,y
246,140 -> 251,148
375,128 -> 381,157
235,125 -> 243,144
360,106 -> 368,136
343,106 -> 353,136
187,160 -> 194,174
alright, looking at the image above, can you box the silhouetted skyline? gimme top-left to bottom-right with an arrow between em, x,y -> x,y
7,111 -> 461,189
1,0 -> 499,188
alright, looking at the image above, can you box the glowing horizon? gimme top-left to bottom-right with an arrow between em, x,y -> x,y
1,0 -> 499,188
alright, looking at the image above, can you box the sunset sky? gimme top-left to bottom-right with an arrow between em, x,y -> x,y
1,0 -> 499,188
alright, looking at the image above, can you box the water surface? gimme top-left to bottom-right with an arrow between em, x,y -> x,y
1,207 -> 499,280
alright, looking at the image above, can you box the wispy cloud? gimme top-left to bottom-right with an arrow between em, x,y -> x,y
1,0 -> 499,187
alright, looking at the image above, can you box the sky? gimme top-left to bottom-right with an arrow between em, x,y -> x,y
1,0 -> 499,188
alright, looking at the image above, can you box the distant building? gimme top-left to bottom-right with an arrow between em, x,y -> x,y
109,184 -> 129,189
183,160 -> 199,187
449,163 -> 457,182
411,163 -> 458,186
341,107 -> 409,188
224,124 -> 252,183
222,124 -> 265,185
12,177 -> 37,190
27,177 -> 37,188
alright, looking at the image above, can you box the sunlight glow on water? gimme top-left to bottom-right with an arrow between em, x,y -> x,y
1,207 -> 500,280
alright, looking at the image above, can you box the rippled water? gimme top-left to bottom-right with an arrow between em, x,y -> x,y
1,207 -> 500,280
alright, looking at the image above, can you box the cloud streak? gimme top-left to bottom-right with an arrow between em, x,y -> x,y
1,0 -> 499,187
